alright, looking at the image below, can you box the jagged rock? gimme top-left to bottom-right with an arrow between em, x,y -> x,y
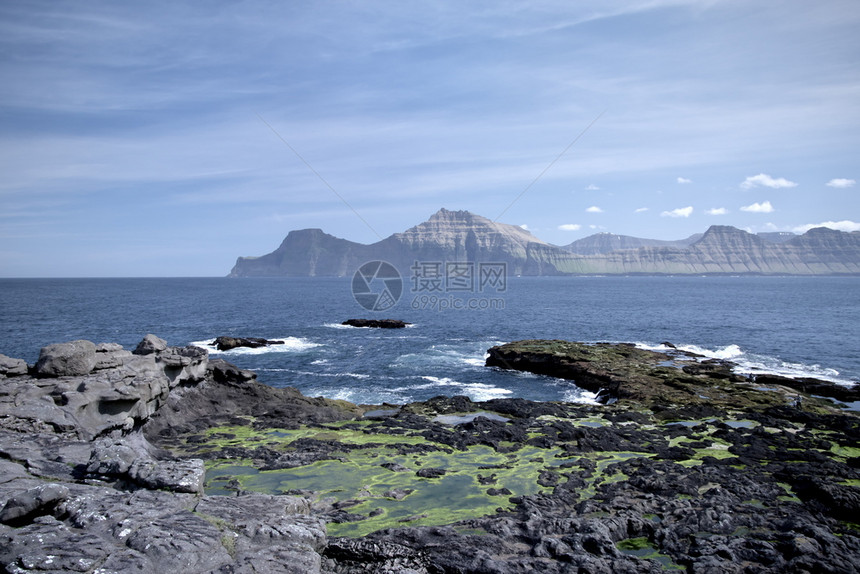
86,435 -> 205,494
0,484 -> 70,525
0,354 -> 28,377
213,336 -> 285,351
134,333 -> 168,355
342,319 -> 411,329
93,343 -> 133,370
86,437 -> 140,475
34,339 -> 97,377
207,358 -> 257,383
129,458 -> 205,494
1,341 -> 209,441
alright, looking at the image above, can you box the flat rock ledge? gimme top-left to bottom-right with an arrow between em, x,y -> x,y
486,339 -> 860,411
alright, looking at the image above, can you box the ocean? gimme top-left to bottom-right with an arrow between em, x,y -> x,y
1,276 -> 857,405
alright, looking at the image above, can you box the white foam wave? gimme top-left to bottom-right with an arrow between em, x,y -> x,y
324,322 -> 417,329
190,336 -> 320,355
634,341 -> 854,386
256,368 -> 373,380
323,323 -> 353,329
561,388 -> 601,405
392,343 -> 499,370
389,376 -> 513,401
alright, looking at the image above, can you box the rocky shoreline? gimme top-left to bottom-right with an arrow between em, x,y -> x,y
1,336 -> 859,573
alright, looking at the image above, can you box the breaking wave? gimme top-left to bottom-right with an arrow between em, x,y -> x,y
190,336 -> 320,355
635,341 -> 854,386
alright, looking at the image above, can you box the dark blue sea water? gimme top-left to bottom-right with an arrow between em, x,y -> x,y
1,276 -> 858,404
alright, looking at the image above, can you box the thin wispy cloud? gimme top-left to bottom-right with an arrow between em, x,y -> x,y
586,206 -> 603,213
661,206 -> 693,218
741,201 -> 775,213
558,223 -> 581,231
706,207 -> 728,215
740,174 -> 798,190
1,0 -> 858,275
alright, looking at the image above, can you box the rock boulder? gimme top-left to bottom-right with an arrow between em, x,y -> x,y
34,339 -> 97,377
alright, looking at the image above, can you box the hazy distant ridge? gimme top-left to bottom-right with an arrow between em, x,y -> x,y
228,209 -> 860,276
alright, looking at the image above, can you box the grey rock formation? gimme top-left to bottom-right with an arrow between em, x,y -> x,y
134,333 -> 168,355
0,484 -> 70,525
34,339 -> 97,377
0,336 -> 334,573
86,435 -> 205,493
0,354 -> 28,377
2,337 -> 209,440
228,209 -> 860,277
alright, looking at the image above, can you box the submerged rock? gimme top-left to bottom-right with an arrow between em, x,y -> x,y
213,336 -> 285,351
342,318 -> 410,328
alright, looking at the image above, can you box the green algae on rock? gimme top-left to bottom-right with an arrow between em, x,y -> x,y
140,339 -> 860,572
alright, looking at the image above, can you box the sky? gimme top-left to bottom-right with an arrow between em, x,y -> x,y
1,0 -> 858,277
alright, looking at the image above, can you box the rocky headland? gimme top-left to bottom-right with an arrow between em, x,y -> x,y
1,336 -> 859,573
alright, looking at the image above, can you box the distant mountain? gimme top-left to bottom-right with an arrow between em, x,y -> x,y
228,209 -> 860,277
563,232 -> 702,255
229,209 -> 576,277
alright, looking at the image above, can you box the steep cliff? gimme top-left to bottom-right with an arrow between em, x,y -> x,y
228,210 -> 860,277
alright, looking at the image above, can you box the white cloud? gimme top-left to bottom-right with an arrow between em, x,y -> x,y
586,206 -> 603,213
740,201 -> 774,213
634,207 -> 649,213
793,220 -> 860,233
660,206 -> 693,218
558,223 -> 581,231
740,173 -> 797,189
519,224 -> 529,230
677,177 -> 692,184
706,207 -> 728,215
585,184 -> 600,190
826,178 -> 856,188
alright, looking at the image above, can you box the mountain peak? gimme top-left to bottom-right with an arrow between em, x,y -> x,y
229,210 -> 860,277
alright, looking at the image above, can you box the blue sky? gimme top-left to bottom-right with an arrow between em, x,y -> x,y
1,0 -> 858,276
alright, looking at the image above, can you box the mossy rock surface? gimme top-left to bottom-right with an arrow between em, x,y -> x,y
146,340 -> 860,572
486,339 -> 853,413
